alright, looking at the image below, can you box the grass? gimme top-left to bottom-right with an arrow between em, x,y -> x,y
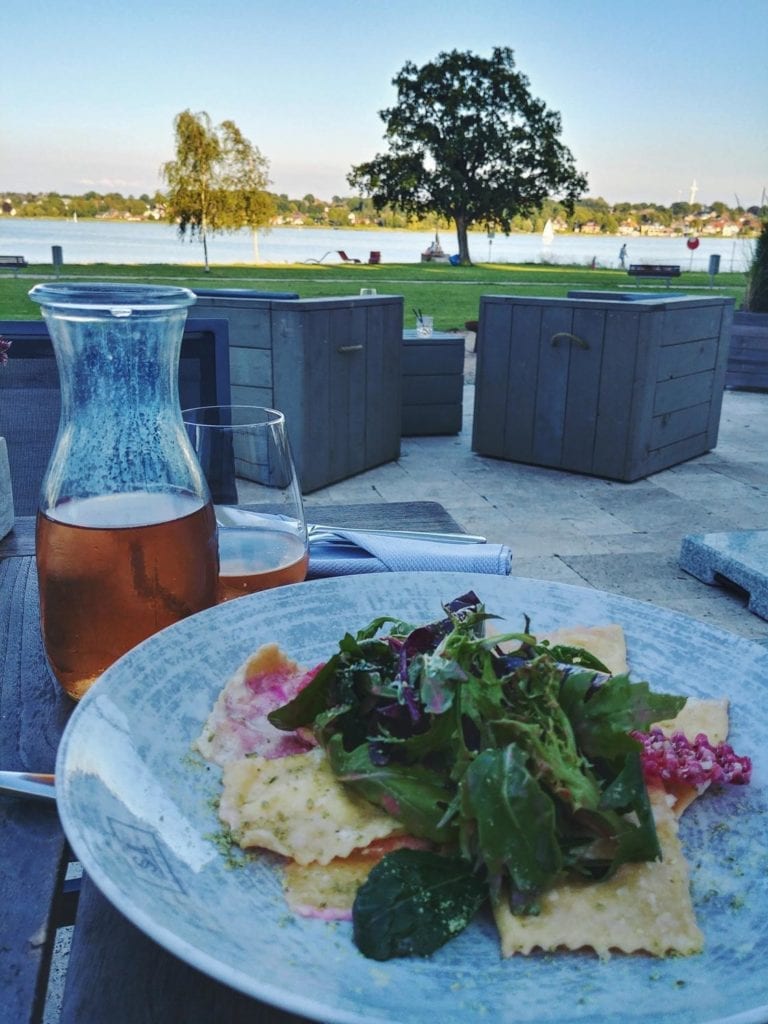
0,261 -> 747,329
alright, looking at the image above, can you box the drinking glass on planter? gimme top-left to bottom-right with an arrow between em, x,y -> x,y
183,405 -> 309,603
30,283 -> 218,700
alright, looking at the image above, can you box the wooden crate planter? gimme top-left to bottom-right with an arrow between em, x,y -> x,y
192,292 -> 403,492
402,329 -> 464,435
472,294 -> 733,482
725,311 -> 768,391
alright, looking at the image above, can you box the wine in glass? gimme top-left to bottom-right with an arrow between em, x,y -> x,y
183,405 -> 309,602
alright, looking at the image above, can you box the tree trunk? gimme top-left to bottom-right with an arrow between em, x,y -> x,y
454,215 -> 471,265
252,228 -> 260,263
202,230 -> 210,273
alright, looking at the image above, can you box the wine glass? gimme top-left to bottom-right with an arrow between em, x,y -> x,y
183,405 -> 308,602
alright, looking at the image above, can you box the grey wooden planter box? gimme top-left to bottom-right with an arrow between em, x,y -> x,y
725,311 -> 768,391
192,291 -> 403,493
472,294 -> 733,482
402,329 -> 464,435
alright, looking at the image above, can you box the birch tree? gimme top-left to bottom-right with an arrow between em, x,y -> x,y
162,110 -> 275,271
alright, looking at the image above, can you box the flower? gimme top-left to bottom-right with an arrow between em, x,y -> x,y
0,336 -> 11,367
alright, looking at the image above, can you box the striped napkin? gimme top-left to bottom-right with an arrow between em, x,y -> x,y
308,528 -> 512,578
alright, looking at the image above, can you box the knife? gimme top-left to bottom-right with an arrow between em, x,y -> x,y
308,525 -> 487,545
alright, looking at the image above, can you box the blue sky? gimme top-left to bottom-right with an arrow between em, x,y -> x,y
3,0 -> 766,207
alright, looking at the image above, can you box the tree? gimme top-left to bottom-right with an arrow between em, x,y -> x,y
161,110 -> 274,271
348,47 -> 587,264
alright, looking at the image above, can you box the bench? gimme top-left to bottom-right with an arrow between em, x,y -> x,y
627,263 -> 681,287
0,255 -> 28,274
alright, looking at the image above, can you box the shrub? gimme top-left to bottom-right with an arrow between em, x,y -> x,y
744,220 -> 768,312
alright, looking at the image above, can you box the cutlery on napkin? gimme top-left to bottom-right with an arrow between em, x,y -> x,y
308,528 -> 512,578
210,506 -> 512,578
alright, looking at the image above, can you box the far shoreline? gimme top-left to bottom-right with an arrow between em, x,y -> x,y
1,214 -> 758,241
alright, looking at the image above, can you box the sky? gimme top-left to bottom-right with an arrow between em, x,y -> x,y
2,0 -> 766,209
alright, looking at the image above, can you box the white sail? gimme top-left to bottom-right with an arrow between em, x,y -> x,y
542,219 -> 554,245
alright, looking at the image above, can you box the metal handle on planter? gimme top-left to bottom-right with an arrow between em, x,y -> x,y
337,344 -> 364,353
551,332 -> 589,350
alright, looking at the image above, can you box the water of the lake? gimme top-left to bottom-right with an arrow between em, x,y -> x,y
0,217 -> 755,272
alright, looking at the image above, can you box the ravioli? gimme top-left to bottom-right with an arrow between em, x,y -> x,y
194,643 -> 317,766
283,836 -> 431,920
219,746 -> 402,865
491,695 -> 729,958
492,791 -> 703,958
491,622 -> 628,676
540,623 -> 629,676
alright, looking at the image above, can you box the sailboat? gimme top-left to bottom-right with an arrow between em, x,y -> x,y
542,219 -> 555,245
421,230 -> 448,262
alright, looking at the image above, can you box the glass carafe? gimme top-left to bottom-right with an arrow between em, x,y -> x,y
29,283 -> 218,699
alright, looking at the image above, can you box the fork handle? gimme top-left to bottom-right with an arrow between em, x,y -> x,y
0,771 -> 57,801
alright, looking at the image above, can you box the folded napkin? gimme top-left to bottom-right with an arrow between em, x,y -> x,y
308,528 -> 512,579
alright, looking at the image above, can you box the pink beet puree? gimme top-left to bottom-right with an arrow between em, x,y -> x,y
223,663 -> 322,760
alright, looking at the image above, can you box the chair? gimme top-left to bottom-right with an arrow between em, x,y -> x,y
336,250 -> 361,264
302,251 -> 332,265
368,251 -> 381,265
0,317 -> 231,516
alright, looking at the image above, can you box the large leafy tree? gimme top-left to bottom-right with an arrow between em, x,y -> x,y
162,110 -> 275,271
348,48 -> 588,264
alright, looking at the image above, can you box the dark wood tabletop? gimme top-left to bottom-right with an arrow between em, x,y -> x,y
0,501 -> 464,1024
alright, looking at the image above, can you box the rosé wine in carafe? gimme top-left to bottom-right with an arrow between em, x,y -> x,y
29,283 -> 218,699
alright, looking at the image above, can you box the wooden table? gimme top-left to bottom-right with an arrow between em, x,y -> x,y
0,501 -> 463,1024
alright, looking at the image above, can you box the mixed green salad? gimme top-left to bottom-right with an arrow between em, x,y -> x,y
268,591 -> 687,960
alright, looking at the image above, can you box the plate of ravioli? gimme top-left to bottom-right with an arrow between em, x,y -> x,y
57,573 -> 768,1024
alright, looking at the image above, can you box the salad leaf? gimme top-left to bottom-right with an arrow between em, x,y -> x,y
460,745 -> 562,913
355,614 -> 416,640
267,649 -> 343,730
492,658 -> 602,812
269,634 -> 399,736
353,849 -> 487,960
533,642 -> 611,674
411,651 -> 465,714
600,750 -> 661,865
326,735 -> 456,843
560,673 -> 686,761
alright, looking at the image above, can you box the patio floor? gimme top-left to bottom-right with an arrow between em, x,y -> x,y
310,358 -> 768,643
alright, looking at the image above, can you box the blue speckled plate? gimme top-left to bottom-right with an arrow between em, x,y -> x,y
56,573 -> 768,1024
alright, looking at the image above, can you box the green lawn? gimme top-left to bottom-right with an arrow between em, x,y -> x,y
0,261 -> 747,329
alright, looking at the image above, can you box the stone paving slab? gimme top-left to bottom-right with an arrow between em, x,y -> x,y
315,376 -> 768,642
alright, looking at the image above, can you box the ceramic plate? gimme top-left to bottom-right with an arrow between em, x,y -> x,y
56,573 -> 768,1024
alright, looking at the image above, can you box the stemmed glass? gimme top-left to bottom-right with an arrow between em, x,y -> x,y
183,405 -> 308,602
